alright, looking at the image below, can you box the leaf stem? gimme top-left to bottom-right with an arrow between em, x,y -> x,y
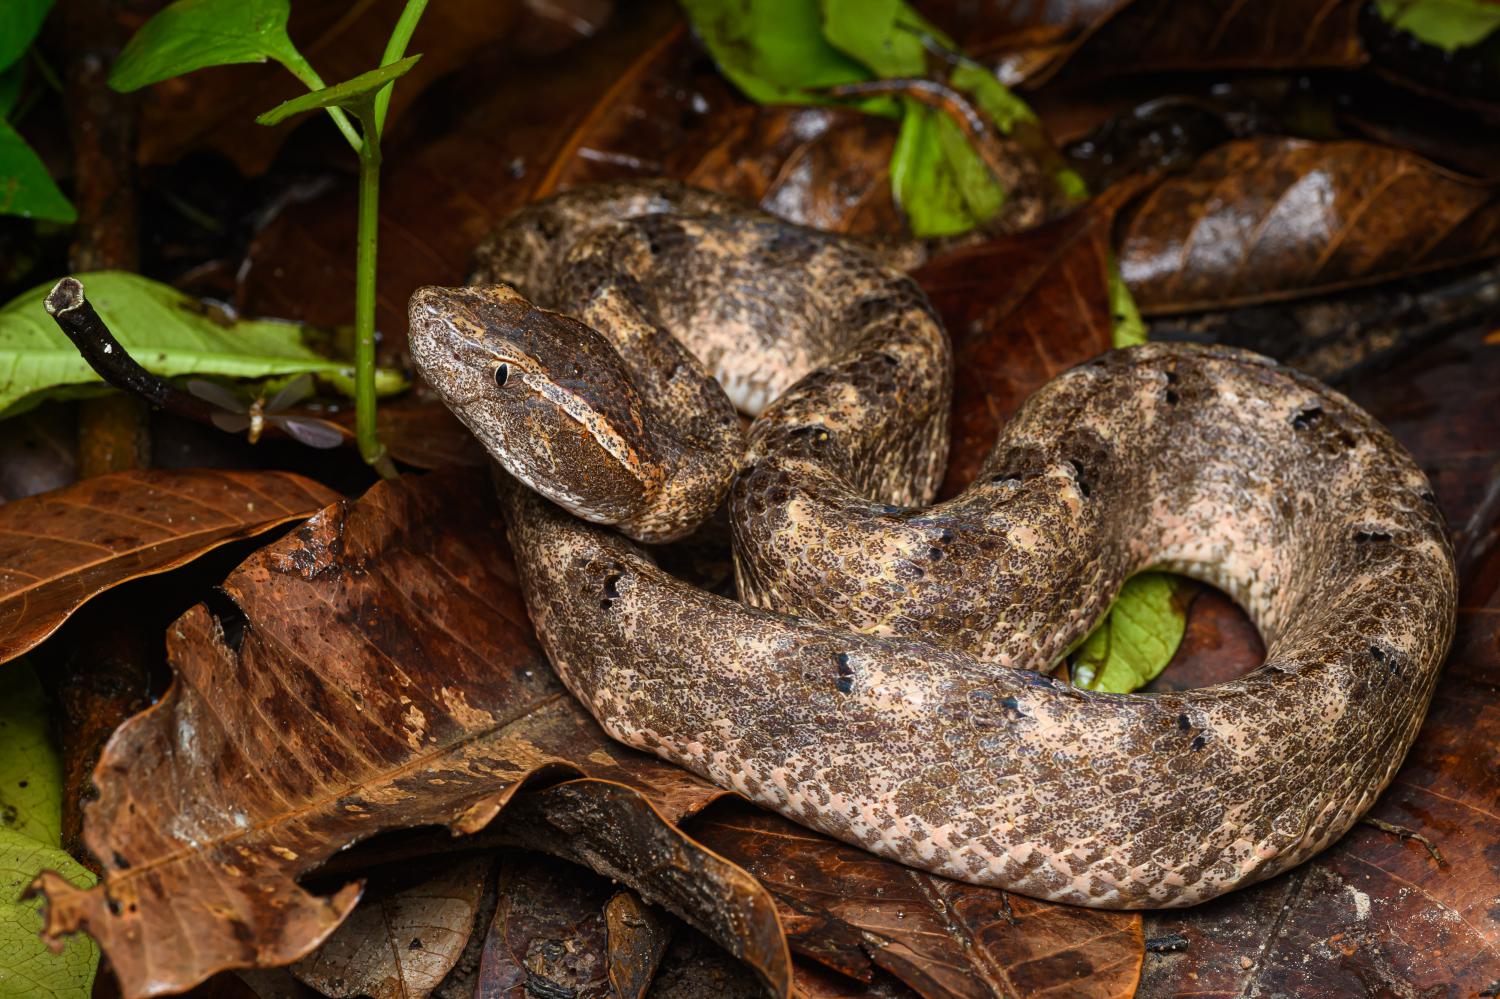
374,0 -> 429,133
354,133 -> 397,479
275,50 -> 364,154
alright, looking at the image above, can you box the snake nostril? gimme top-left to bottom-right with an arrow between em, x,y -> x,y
1164,389 -> 1179,406
835,652 -> 854,693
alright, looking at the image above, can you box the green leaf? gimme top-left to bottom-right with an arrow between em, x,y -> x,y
819,0 -> 934,77
1072,574 -> 1188,693
1109,258 -> 1147,348
108,0 -> 300,92
0,661 -> 97,999
679,0 -> 870,104
0,0 -> 51,74
1375,0 -> 1500,51
0,62 -> 25,120
0,271 -> 405,419
0,119 -> 75,223
0,833 -> 96,997
255,55 -> 421,127
0,666 -> 61,848
891,102 -> 1005,238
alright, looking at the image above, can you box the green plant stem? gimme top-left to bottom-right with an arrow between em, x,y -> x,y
355,136 -> 396,479
276,50 -> 364,154
375,0 -> 429,133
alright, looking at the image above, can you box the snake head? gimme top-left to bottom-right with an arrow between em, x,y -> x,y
408,284 -> 662,525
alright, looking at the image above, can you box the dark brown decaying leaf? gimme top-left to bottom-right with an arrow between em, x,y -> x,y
291,855 -> 490,999
473,852 -> 615,999
30,469 -> 785,998
689,803 -> 1143,999
483,781 -> 790,993
0,468 -> 338,665
1118,137 -> 1500,314
1040,0 -> 1366,86
605,889 -> 672,999
914,201 -> 1120,496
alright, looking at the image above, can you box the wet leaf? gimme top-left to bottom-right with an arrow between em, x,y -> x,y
605,889 -> 672,999
291,855 -> 489,999
473,852 -> 615,998
0,662 -> 97,999
1045,0 -> 1368,86
1117,137 -> 1500,314
0,272 -> 405,419
689,802 -> 1144,999
0,468 -> 337,666
1071,573 -> 1187,692
28,470 -> 784,999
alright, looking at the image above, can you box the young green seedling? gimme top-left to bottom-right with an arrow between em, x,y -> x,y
110,0 -> 432,478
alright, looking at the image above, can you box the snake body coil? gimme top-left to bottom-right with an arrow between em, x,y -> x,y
408,182 -> 1457,909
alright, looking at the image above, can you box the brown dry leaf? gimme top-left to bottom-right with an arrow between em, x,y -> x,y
133,0 -> 607,174
1117,137 -> 1500,315
473,852 -> 616,998
0,468 -> 337,665
1039,0 -> 1366,87
690,803 -> 1142,999
605,890 -> 672,999
914,201 -> 1120,496
30,468 -> 784,999
291,855 -> 489,999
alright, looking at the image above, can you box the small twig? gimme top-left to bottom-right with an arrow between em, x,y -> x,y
45,277 -> 354,450
1360,817 -> 1445,866
44,278 -> 221,425
1145,932 -> 1190,954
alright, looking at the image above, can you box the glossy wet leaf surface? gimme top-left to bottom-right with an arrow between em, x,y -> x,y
1117,137 -> 1500,314
0,468 -> 337,665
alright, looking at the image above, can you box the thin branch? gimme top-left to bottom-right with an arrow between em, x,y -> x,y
44,278 -> 219,423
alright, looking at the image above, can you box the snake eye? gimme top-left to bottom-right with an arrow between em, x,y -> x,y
493,363 -> 510,388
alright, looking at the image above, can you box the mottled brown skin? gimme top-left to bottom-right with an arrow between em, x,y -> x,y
409,184 -> 1458,909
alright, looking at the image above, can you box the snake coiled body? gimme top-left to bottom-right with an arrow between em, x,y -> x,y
408,182 -> 1457,909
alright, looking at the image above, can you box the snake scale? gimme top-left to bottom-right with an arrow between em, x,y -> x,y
408,181 -> 1457,909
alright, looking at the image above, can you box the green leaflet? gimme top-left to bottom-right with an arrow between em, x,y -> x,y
1375,0 -> 1500,51
256,55 -> 421,127
108,0 -> 300,92
0,664 -> 98,999
0,119 -> 76,224
1072,574 -> 1188,694
0,0 -> 52,73
678,0 -> 871,104
0,271 -> 405,419
1109,256 -> 1147,348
